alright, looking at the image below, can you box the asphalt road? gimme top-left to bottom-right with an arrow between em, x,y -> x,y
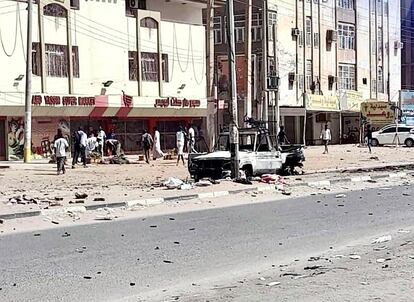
1,184 -> 413,302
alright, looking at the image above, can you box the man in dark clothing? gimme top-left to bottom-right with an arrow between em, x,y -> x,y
141,129 -> 153,164
365,124 -> 373,154
277,126 -> 290,146
72,127 -> 87,168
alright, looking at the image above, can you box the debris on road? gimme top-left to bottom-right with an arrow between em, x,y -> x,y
349,255 -> 361,260
372,235 -> 392,244
163,260 -> 173,264
335,194 -> 347,198
163,178 -> 184,189
266,281 -> 281,287
75,193 -> 88,199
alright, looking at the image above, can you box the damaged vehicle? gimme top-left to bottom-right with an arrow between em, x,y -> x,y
188,128 -> 305,181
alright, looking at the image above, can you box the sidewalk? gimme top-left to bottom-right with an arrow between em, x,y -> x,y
0,144 -> 413,217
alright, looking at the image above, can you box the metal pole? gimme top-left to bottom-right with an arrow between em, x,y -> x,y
226,0 -> 240,178
262,0 -> 268,126
272,23 -> 279,149
206,0 -> 216,152
244,0 -> 252,126
24,0 -> 33,163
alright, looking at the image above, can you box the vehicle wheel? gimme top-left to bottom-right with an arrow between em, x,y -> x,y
405,138 -> 414,147
371,138 -> 379,147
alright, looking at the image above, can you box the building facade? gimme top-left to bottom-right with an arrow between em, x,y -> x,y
211,0 -> 401,144
0,0 -> 208,160
402,0 -> 414,91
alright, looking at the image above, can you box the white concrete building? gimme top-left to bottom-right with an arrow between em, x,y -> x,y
0,0 -> 208,160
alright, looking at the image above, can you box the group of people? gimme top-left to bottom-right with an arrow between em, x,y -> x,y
141,124 -> 206,166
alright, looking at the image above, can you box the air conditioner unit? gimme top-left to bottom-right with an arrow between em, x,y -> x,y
291,28 -> 300,37
288,72 -> 297,82
128,0 -> 139,9
327,30 -> 337,42
394,40 -> 404,50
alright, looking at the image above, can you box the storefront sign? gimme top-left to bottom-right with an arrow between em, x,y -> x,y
361,101 -> 395,124
340,91 -> 363,112
32,95 -> 96,106
400,91 -> 414,126
154,97 -> 201,108
306,95 -> 339,111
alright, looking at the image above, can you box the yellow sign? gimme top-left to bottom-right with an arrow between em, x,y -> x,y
361,101 -> 395,124
344,91 -> 363,112
306,95 -> 339,111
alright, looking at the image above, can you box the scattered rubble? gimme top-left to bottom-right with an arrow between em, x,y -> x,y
372,235 -> 392,244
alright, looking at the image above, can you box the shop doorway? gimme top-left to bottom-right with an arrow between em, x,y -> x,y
0,119 -> 5,160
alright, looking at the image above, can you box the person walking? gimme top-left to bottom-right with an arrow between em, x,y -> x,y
277,126 -> 290,146
365,124 -> 373,154
141,129 -> 153,164
152,127 -> 165,160
72,126 -> 87,168
97,126 -> 106,158
188,124 -> 196,153
176,126 -> 185,166
320,124 -> 332,154
54,129 -> 69,175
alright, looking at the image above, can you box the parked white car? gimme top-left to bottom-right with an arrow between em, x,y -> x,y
371,124 -> 414,147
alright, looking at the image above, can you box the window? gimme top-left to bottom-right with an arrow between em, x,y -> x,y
306,17 -> 312,47
382,127 -> 396,133
43,3 -> 67,17
213,17 -> 222,45
140,17 -> 157,29
70,0 -> 79,10
234,14 -> 245,43
338,23 -> 355,50
252,13 -> 262,42
32,43 -> 79,78
314,32 -> 320,48
337,0 -> 354,10
306,60 -> 313,90
128,51 -> 169,82
339,64 -> 356,90
268,12 -> 277,41
378,66 -> 384,93
378,27 -> 383,58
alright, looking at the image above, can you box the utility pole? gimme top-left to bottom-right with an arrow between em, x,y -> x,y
24,0 -> 33,163
226,0 -> 240,178
261,0 -> 268,126
206,0 -> 216,152
244,0 -> 252,126
272,22 -> 279,148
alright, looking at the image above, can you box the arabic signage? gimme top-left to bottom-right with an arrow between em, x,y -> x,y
400,91 -> 414,126
32,95 -> 96,106
306,95 -> 339,111
340,90 -> 363,112
361,101 -> 395,124
154,97 -> 201,108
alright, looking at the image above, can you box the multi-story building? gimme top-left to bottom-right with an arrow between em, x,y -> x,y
0,0 -> 208,160
211,0 -> 401,144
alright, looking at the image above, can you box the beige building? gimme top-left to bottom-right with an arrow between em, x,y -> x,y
211,0 -> 401,144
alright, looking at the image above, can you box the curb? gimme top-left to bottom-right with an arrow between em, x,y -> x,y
307,163 -> 414,175
1,171 -> 413,222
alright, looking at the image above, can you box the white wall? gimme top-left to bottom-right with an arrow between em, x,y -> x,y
0,0 -> 206,101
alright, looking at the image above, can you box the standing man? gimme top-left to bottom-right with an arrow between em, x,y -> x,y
277,126 -> 290,146
72,126 -> 87,168
365,124 -> 373,154
153,127 -> 165,160
54,129 -> 69,175
141,129 -> 153,164
176,126 -> 185,166
320,124 -> 332,154
188,124 -> 196,153
97,126 -> 106,158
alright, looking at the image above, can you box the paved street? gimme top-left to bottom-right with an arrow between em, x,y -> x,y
1,183 -> 413,301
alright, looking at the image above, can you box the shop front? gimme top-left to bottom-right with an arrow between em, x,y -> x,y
0,117 -> 5,160
279,107 -> 306,144
305,94 -> 340,145
1,93 -> 207,160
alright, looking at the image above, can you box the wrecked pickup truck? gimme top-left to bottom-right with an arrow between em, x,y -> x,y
188,128 -> 305,181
